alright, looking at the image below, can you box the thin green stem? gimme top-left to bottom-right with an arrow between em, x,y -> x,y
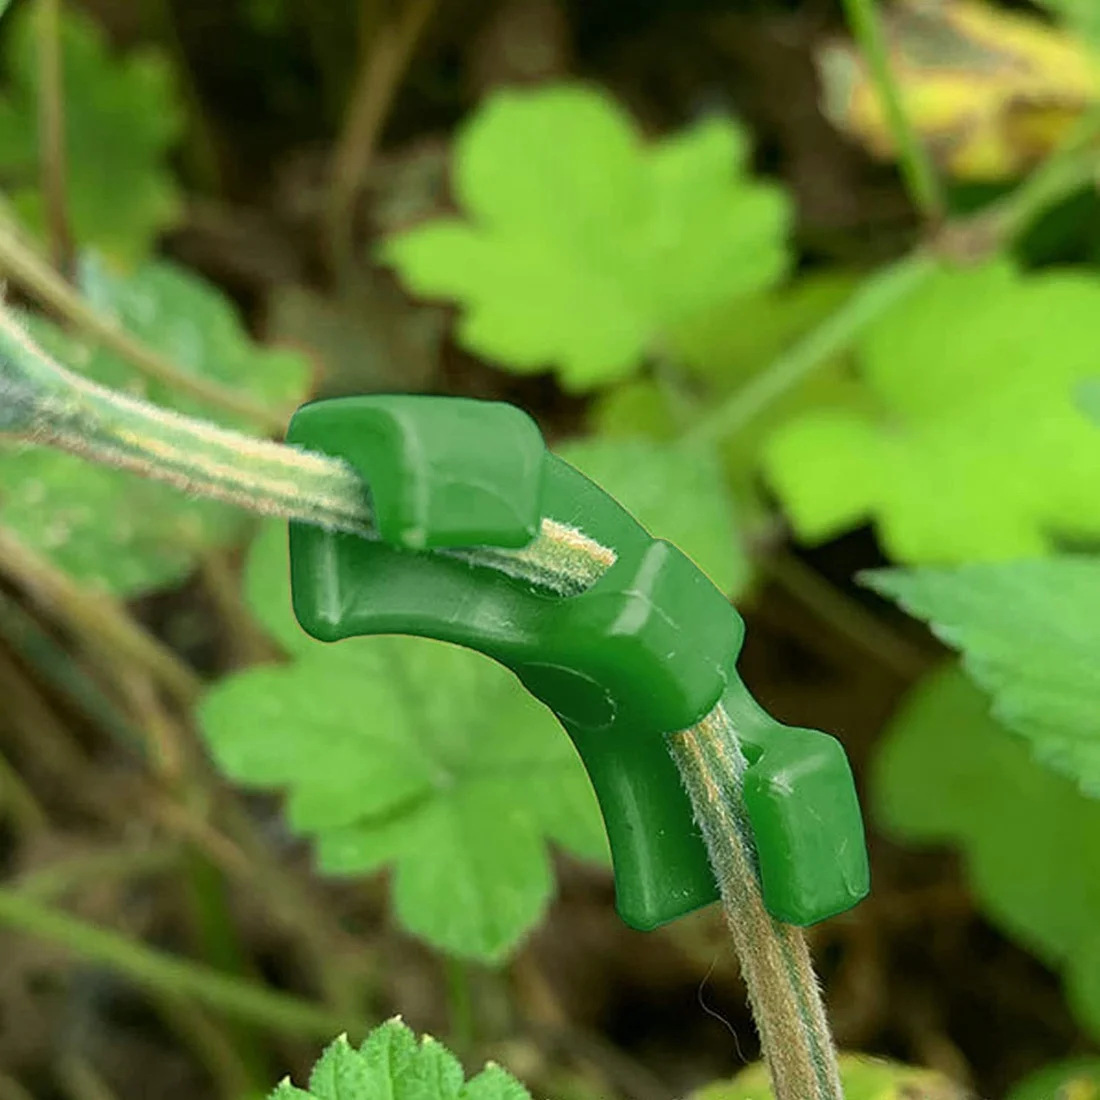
0,524 -> 203,708
685,252 -> 937,448
445,957 -> 476,1052
761,549 -> 929,681
940,103 -> 1100,256
152,991 -> 260,1100
0,588 -> 147,753
0,744 -> 48,832
840,0 -> 944,221
326,0 -> 436,278
36,0 -> 74,274
0,886 -> 372,1040
15,842 -> 180,899
56,1057 -> 120,1100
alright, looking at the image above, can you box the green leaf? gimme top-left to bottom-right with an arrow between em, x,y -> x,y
381,84 -> 791,393
693,1053 -> 964,1099
762,261 -> 1100,563
273,1019 -> 532,1100
1076,377 -> 1100,425
1007,1058 -> 1100,1100
199,523 -> 609,963
1033,0 -> 1100,46
865,558 -> 1100,794
555,436 -> 750,597
0,4 -> 183,265
871,665 -> 1100,1040
0,255 -> 311,595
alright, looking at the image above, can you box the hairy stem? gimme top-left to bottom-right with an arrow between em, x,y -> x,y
0,218 -> 287,432
0,887 -> 371,1040
670,707 -> 843,1100
0,307 -> 611,595
840,0 -> 943,221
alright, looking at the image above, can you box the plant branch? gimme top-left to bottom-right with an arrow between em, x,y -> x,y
0,745 -> 48,833
0,307 -> 611,595
36,0 -> 74,275
0,886 -> 372,1040
0,219 -> 288,433
685,252 -> 936,448
840,0 -> 944,221
0,301 -> 842,1100
0,525 -> 202,708
4,80 -> 1100,1100
669,708 -> 843,1100
325,0 -> 436,278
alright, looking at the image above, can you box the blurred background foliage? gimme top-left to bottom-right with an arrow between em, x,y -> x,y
2,0 -> 1100,1098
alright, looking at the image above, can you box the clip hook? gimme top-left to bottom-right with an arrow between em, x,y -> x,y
287,395 -> 869,930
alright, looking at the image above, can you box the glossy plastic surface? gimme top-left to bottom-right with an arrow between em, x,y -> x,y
286,395 -> 870,929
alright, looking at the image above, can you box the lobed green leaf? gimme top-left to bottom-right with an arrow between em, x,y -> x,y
382,84 -> 791,393
0,4 -> 183,265
200,523 -> 609,963
763,261 -> 1100,563
272,1019 -> 532,1100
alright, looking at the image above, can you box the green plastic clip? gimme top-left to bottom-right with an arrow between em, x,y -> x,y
286,395 -> 870,931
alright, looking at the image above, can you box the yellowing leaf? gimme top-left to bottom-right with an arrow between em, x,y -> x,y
818,0 -> 1100,180
763,261 -> 1100,563
382,84 -> 791,392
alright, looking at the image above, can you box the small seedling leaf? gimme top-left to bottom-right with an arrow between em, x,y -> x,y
0,255 -> 311,594
381,84 -> 791,392
200,523 -> 609,963
865,557 -> 1100,794
871,665 -> 1100,1040
274,1019 -> 532,1100
763,261 -> 1100,563
0,4 -> 184,264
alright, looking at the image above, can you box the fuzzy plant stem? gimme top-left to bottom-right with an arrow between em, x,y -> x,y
0,308 -> 612,594
669,708 -> 842,1099
0,307 -> 840,1100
